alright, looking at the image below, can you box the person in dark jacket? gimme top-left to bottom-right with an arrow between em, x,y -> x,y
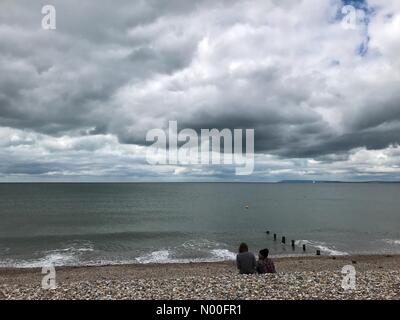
256,248 -> 276,274
236,242 -> 256,274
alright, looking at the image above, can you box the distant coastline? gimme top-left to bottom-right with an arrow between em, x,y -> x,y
277,180 -> 400,184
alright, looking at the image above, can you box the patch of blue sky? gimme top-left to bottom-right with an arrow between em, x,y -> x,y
336,0 -> 375,56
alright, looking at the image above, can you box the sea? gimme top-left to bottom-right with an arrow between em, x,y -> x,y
1,183 -> 400,267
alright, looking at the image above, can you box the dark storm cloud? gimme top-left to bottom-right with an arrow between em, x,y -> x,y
320,126 -> 400,155
0,0 -> 209,135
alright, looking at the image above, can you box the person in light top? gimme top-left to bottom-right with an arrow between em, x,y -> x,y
236,242 -> 256,274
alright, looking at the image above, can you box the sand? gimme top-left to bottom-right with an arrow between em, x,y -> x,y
1,255 -> 400,300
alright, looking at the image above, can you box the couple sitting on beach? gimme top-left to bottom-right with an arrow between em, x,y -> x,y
236,243 -> 276,274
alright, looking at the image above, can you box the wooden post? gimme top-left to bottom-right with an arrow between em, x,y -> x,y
291,240 -> 295,248
316,249 -> 321,256
273,233 -> 277,241
302,244 -> 306,252
281,236 -> 286,244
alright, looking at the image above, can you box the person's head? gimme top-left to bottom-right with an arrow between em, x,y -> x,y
259,248 -> 269,259
238,242 -> 249,253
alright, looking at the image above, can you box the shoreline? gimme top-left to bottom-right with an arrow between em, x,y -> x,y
1,249 -> 393,270
0,252 -> 397,271
1,254 -> 400,299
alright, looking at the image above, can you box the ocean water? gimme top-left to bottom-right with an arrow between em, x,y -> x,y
1,183 -> 400,267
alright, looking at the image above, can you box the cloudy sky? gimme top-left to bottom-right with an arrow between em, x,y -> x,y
0,0 -> 400,181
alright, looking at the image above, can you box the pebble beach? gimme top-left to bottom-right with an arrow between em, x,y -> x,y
1,255 -> 400,300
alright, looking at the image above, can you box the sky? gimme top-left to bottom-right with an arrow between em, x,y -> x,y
0,0 -> 400,182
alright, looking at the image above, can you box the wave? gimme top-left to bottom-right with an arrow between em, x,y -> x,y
295,240 -> 348,256
134,239 -> 237,264
0,253 -> 78,268
209,249 -> 236,261
134,248 -> 236,264
135,250 -> 171,264
0,242 -> 95,268
0,238 -> 237,267
382,239 -> 400,245
1,237 -> 357,268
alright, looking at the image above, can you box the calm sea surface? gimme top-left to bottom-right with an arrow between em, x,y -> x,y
1,183 -> 400,267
